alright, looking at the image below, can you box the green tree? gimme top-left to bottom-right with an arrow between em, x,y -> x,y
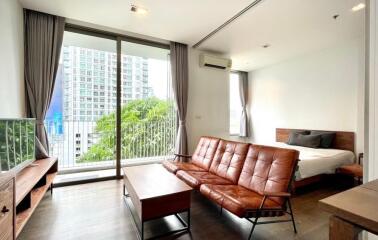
78,98 -> 176,163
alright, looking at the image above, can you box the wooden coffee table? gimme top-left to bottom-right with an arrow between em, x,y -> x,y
122,164 -> 192,240
319,179 -> 378,239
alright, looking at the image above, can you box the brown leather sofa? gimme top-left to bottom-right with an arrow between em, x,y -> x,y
162,136 -> 299,240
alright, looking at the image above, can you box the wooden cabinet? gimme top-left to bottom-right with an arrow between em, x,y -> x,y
0,177 -> 15,240
0,157 -> 58,239
15,157 -> 57,237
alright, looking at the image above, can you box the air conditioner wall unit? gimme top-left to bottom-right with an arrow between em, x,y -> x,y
199,54 -> 232,70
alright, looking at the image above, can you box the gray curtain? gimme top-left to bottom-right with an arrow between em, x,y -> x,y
170,42 -> 189,157
24,9 -> 65,159
239,71 -> 249,137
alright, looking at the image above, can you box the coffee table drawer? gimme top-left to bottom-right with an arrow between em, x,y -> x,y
142,191 -> 191,221
123,175 -> 142,220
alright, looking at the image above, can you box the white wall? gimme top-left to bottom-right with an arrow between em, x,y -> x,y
186,49 -> 230,152
366,0 -> 378,183
248,37 -> 365,153
0,0 -> 25,118
366,3 -> 378,237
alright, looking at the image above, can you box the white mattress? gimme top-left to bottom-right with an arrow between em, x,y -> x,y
267,142 -> 355,180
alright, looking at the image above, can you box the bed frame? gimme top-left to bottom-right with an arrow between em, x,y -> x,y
276,128 -> 355,190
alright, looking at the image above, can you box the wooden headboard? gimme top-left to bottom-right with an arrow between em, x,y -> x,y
276,128 -> 355,152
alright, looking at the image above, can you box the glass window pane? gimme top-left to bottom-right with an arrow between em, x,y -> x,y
120,41 -> 176,162
46,31 -> 117,172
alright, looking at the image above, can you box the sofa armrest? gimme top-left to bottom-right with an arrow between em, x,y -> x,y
258,191 -> 291,210
174,153 -> 192,162
174,153 -> 192,158
263,191 -> 291,198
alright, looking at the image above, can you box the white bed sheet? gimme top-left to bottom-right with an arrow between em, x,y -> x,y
267,142 -> 355,180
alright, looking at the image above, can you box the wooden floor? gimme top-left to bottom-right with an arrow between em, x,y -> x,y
18,180 -> 342,240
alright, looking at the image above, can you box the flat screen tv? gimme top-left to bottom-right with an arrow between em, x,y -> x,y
0,118 -> 35,173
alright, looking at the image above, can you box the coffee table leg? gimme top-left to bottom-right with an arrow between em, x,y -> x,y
187,209 -> 191,232
141,221 -> 144,240
123,194 -> 143,240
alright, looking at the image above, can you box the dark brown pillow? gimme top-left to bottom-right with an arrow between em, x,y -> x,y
286,130 -> 310,144
310,131 -> 336,148
287,133 -> 321,148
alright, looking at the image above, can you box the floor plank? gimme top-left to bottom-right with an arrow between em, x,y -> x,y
18,180 -> 340,240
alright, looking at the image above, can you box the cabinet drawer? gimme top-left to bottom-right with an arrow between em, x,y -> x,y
0,180 -> 14,240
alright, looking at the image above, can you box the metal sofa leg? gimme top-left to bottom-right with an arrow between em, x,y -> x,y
248,217 -> 259,240
288,199 -> 297,233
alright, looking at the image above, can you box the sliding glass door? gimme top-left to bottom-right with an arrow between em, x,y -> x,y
119,41 -> 175,166
46,27 -> 175,179
46,31 -> 117,174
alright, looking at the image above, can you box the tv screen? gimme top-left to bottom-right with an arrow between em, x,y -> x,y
0,118 -> 35,173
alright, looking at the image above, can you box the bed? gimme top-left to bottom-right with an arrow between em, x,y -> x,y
275,128 -> 356,189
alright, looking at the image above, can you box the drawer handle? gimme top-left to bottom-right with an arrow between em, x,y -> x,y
1,206 -> 9,214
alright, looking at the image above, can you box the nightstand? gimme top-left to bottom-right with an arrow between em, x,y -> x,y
337,153 -> 363,185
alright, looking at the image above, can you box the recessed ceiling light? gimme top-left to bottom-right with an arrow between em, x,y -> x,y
262,44 -> 270,48
352,3 -> 366,12
131,5 -> 148,15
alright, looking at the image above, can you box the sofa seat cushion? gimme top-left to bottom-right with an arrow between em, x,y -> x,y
176,170 -> 233,189
162,160 -> 206,174
200,184 -> 283,218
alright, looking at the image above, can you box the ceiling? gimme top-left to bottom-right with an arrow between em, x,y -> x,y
199,0 -> 365,71
19,0 -> 365,71
19,0 -> 252,44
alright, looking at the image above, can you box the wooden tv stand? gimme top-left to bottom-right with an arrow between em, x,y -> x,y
15,157 -> 58,237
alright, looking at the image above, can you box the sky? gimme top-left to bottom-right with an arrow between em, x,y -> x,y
148,58 -> 170,100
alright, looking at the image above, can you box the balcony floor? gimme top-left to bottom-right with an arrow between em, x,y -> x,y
54,169 -> 116,185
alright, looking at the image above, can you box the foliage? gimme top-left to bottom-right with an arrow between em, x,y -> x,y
78,98 -> 176,163
0,120 -> 35,170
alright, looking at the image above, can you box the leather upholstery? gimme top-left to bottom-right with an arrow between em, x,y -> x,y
162,136 -> 220,174
200,184 -> 283,218
238,144 -> 299,204
200,144 -> 298,218
209,140 -> 249,183
337,164 -> 363,178
162,160 -> 206,174
191,136 -> 220,170
176,170 -> 233,189
175,140 -> 249,189
163,137 -> 299,220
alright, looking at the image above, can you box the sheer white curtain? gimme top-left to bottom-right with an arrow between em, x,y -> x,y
238,71 -> 249,137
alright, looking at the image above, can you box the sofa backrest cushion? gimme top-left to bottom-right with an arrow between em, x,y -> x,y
238,145 -> 299,199
192,136 -> 220,170
209,140 -> 250,183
